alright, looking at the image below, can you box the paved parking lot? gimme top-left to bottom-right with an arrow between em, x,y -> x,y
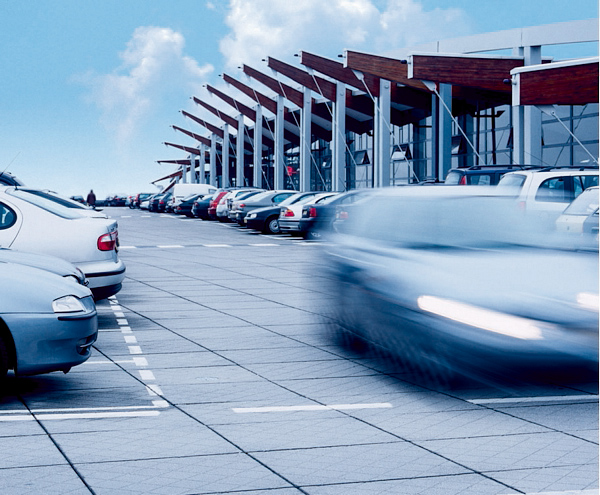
0,207 -> 598,495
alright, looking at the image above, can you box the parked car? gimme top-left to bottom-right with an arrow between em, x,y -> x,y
228,189 -> 266,221
70,195 -> 86,204
169,184 -> 217,211
324,186 -> 598,385
556,186 -> 599,235
444,165 -> 538,185
131,193 -> 153,209
174,194 -> 204,217
191,194 -> 214,220
278,192 -> 337,235
235,190 -> 298,225
207,190 -> 230,219
149,192 -> 172,213
496,166 -> 599,227
298,189 -> 373,239
107,195 -> 128,207
0,186 -> 126,299
245,191 -> 327,234
0,262 -> 97,378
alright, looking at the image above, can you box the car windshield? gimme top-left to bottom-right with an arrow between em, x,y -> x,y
444,171 -> 462,185
244,191 -> 273,203
496,174 -> 526,196
563,188 -> 600,215
236,190 -> 262,201
20,189 -> 91,209
8,188 -> 85,219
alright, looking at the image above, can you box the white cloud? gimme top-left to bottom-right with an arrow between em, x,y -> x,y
219,0 -> 471,69
81,26 -> 214,143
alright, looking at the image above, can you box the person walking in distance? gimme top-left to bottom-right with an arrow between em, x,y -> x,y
86,189 -> 96,207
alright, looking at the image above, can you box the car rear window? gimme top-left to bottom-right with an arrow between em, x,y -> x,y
563,188 -> 600,215
444,171 -> 462,185
496,174 -> 526,196
7,189 -> 84,219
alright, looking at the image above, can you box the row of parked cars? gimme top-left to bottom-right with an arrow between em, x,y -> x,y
0,172 -> 126,380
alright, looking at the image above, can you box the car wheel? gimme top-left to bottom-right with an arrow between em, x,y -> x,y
0,333 -> 9,379
263,216 -> 280,234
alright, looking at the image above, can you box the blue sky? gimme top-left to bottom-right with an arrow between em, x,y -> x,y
0,0 -> 597,199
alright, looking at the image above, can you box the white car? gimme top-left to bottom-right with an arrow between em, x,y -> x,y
278,192 -> 337,234
0,186 -> 125,299
497,167 -> 598,227
556,186 -> 599,234
21,189 -> 108,218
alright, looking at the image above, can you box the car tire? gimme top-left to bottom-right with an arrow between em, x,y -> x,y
263,216 -> 280,234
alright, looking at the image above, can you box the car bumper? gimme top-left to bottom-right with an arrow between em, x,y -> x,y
245,217 -> 264,230
76,259 -> 126,298
278,219 -> 301,232
6,309 -> 98,376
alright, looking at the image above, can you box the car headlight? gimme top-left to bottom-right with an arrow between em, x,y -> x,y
247,213 -> 257,219
417,295 -> 545,340
577,292 -> 599,312
52,295 -> 88,313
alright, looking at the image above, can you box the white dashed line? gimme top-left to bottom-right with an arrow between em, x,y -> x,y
469,395 -> 598,405
124,335 -> 138,344
120,246 -> 137,249
203,244 -> 232,248
128,345 -> 142,354
146,384 -> 163,396
139,370 -> 156,381
157,245 -> 184,248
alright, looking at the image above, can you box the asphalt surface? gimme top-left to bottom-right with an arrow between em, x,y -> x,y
0,206 -> 598,495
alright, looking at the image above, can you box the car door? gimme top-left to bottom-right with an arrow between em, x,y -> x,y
0,201 -> 22,248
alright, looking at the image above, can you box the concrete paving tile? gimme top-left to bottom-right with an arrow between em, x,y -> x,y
302,473 -> 512,495
162,380 -> 303,406
422,431 -> 599,472
151,364 -> 263,385
194,335 -> 307,352
0,435 -> 67,468
52,420 -> 238,463
0,465 -> 90,495
253,442 -> 468,486
486,463 -> 599,493
494,402 -> 599,433
211,416 -> 399,451
244,360 -> 382,381
0,420 -> 47,437
150,315 -> 249,329
125,351 -> 234,369
351,408 -> 549,441
218,346 -> 342,365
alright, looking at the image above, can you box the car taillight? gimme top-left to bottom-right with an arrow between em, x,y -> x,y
518,201 -> 526,211
284,209 -> 295,217
98,231 -> 118,251
459,176 -> 466,185
309,207 -> 317,218
338,210 -> 349,220
238,203 -> 245,209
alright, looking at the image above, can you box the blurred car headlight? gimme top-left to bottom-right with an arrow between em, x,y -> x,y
577,292 -> 599,312
417,295 -> 545,340
52,295 -> 88,313
247,213 -> 257,219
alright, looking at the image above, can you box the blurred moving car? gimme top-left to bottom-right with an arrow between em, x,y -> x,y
556,186 -> 599,234
0,248 -> 87,286
0,186 -> 126,299
0,262 -> 97,378
278,192 -> 337,235
298,190 -> 372,239
324,186 -> 598,385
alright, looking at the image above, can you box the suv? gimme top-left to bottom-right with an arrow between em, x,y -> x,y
445,165 -> 538,186
497,166 -> 599,222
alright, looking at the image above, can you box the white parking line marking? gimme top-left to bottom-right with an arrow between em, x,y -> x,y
139,370 -> 156,381
469,395 -> 599,405
110,305 -> 122,311
121,326 -> 132,333
157,245 -> 184,248
0,411 -> 161,421
124,335 -> 137,344
232,403 -> 393,413
146,384 -> 163,396
249,243 -> 279,247
500,490 -> 599,495
117,318 -> 128,325
133,357 -> 148,366
120,246 -> 137,249
83,359 -> 136,365
0,403 -> 169,414
128,346 -> 142,354
114,312 -> 125,318
203,244 -> 232,248
120,215 -> 132,218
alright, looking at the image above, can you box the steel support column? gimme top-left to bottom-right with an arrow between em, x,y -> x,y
299,86 -> 312,192
222,123 -> 230,188
274,96 -> 284,190
374,79 -> 391,188
198,144 -> 205,183
209,134 -> 217,187
236,114 -> 244,187
437,83 -> 453,180
253,105 -> 262,188
524,46 -> 543,166
332,81 -> 346,191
